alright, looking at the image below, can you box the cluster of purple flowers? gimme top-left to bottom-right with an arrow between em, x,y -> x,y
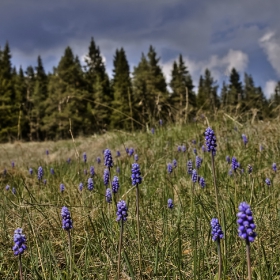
192,169 -> 198,183
237,202 -> 257,242
79,182 -> 83,191
103,169 -> 110,186
226,156 -> 230,164
38,166 -> 43,181
167,163 -> 173,174
248,164 -> 253,174
134,154 -> 139,162
128,148 -> 134,157
50,168 -> 55,175
131,163 -> 142,186
112,176 -> 120,193
167,199 -> 174,209
173,159 -> 177,168
265,178 -> 271,186
61,206 -> 73,231
231,157 -> 240,172
211,218 -> 224,241
195,156 -> 202,169
272,163 -> 277,172
187,160 -> 193,175
242,134 -> 248,146
106,188 -> 112,203
60,183 -> 65,193
13,228 -> 27,256
97,157 -> 101,164
88,178 -> 94,191
90,166 -> 95,176
205,127 -> 217,155
104,149 -> 113,168
83,152 -> 87,163
116,200 -> 128,222
29,168 -> 33,175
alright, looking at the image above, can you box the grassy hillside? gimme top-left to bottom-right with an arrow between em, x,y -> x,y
1,118 -> 280,279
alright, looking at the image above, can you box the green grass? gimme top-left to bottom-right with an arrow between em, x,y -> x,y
0,118 -> 280,279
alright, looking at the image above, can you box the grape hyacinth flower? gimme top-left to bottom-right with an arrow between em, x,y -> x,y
181,145 -> 186,152
125,147 -> 129,154
79,182 -> 83,191
112,176 -> 120,193
116,200 -> 128,222
211,218 -> 224,242
103,169 -> 110,186
248,165 -> 253,174
167,198 -> 174,209
201,145 -> 206,152
61,206 -> 73,231
229,169 -> 233,176
226,156 -> 230,164
167,163 -> 173,174
104,149 -> 113,168
173,159 -> 177,168
199,176 -> 206,188
90,166 -> 95,176
242,134 -> 248,146
272,163 -> 277,172
60,184 -> 65,193
192,139 -> 197,145
12,187 -> 16,194
29,168 -> 33,175
50,168 -> 55,175
193,148 -> 197,155
265,178 -> 271,186
134,154 -> 139,162
97,157 -> 101,164
187,160 -> 193,175
128,148 -> 134,157
195,156 -> 202,169
83,152 -> 87,163
5,185 -> 10,191
151,128 -> 155,134
231,157 -> 240,172
237,202 -> 257,242
192,169 -> 198,183
106,188 -> 112,203
177,145 -> 182,152
116,151 -> 121,158
38,166 -> 43,181
12,161 -> 15,168
159,119 -> 163,126
13,228 -> 27,256
205,127 -> 217,155
131,163 -> 142,186
88,178 -> 94,191
43,179 -> 47,185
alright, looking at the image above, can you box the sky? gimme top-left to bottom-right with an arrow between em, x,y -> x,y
1,0 -> 280,98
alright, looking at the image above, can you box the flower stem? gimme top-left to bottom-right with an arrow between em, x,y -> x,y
19,255 -> 23,280
117,220 -> 124,280
211,153 -> 220,220
246,240 -> 252,280
217,239 -> 222,280
68,230 -> 73,276
136,184 -> 142,278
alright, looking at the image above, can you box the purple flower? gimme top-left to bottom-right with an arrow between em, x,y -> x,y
151,128 -> 155,134
187,160 -> 193,175
29,168 -> 33,175
248,165 -> 253,174
272,163 -> 277,172
128,148 -> 134,157
193,148 -> 197,155
46,150 -> 49,155
103,169 -> 110,186
116,166 -> 120,174
199,176 -> 206,188
134,154 -> 139,162
192,139 -> 197,145
112,176 -> 120,193
181,145 -> 186,153
116,151 -> 121,158
11,161 -> 15,168
211,218 -> 224,241
90,166 -> 95,176
106,188 -> 112,203
167,163 -> 173,174
38,166 -> 43,181
50,168 -> 55,175
177,146 -> 182,152
88,178 -> 94,191
79,182 -> 83,191
131,163 -> 142,186
237,202 -> 257,242
104,149 -> 113,168
231,157 -> 240,172
43,179 -> 47,185
192,169 -> 198,183
159,119 -> 163,126
60,184 -> 65,193
97,157 -> 101,164
229,169 -> 233,176
116,200 -> 128,222
195,156 -> 202,169
201,145 -> 206,152
167,198 -> 174,209
12,187 -> 16,194
226,156 -> 230,164
83,152 -> 87,163
265,178 -> 271,186
61,206 -> 73,231
12,228 -> 27,256
242,134 -> 248,146
205,127 -> 217,155
5,185 -> 10,191
173,159 -> 177,168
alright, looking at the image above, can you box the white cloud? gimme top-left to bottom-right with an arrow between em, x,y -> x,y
162,49 -> 249,89
264,80 -> 277,99
259,31 -> 280,76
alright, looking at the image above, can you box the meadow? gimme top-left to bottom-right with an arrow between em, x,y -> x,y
0,117 -> 280,279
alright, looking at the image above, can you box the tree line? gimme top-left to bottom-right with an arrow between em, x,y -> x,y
0,38 -> 280,142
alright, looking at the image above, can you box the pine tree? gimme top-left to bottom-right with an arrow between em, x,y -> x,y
228,68 -> 243,106
110,48 -> 133,130
170,54 -> 195,122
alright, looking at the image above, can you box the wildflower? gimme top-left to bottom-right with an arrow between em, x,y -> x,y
97,157 -> 101,164
103,169 -> 110,186
29,168 -> 33,175
112,176 -> 120,193
61,206 -> 73,231
88,178 -> 94,191
265,178 -> 271,186
173,159 -> 177,168
5,185 -> 10,191
125,147 -> 129,154
181,145 -> 186,152
205,127 -> 217,155
12,161 -> 15,168
38,166 -> 43,181
134,154 -> 139,162
46,150 -> 49,155
116,151 -> 121,158
187,160 -> 193,175
167,163 -> 173,174
79,182 -> 83,191
229,169 -> 233,176
272,163 -> 277,172
43,179 -> 47,185
131,163 -> 142,186
12,228 -> 27,256
192,140 -> 197,145
106,188 -> 112,203
104,149 -> 113,168
128,148 -> 134,157
193,148 -> 197,155
12,187 -> 16,194
248,165 -> 253,174
116,200 -> 128,222
201,145 -> 206,152
177,146 -> 182,152
192,169 -> 198,183
199,176 -> 206,188
50,168 -> 55,175
167,198 -> 174,209
195,156 -> 202,169
90,166 -> 95,176
231,157 -> 240,172
211,218 -> 224,241
242,134 -> 248,146
237,202 -> 257,242
226,156 -> 230,164
159,119 -> 163,126
83,152 -> 87,163
151,128 -> 155,134
60,184 -> 65,193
